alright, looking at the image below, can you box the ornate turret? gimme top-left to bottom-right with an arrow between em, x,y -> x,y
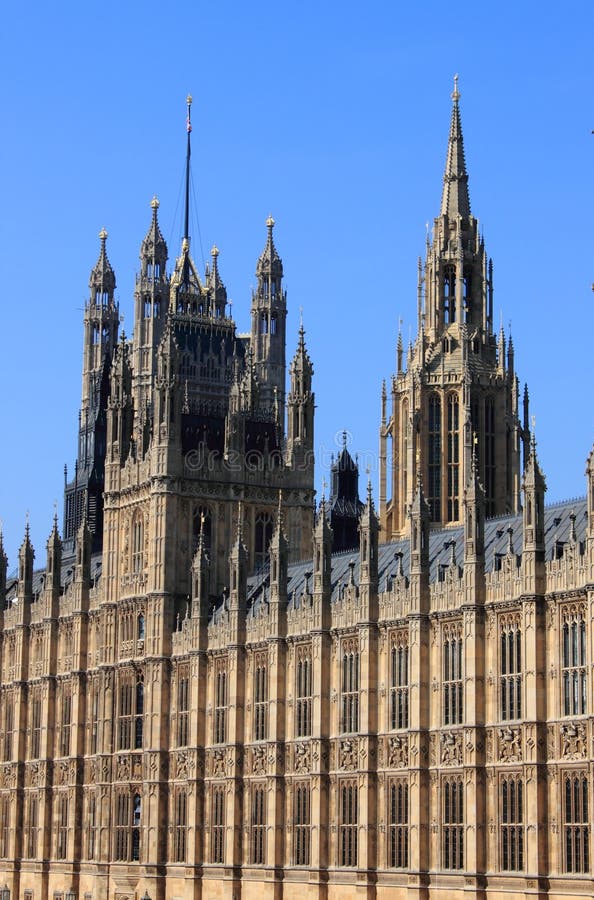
74,509 -> 92,587
463,440 -> 486,604
286,322 -> 314,466
359,479 -> 379,596
64,227 -> 119,553
269,494 -> 289,633
140,196 -> 168,278
133,197 -> 170,437
379,78 -> 524,538
522,432 -> 546,594
313,496 -> 333,601
206,244 -> 228,318
251,216 -> 287,415
191,513 -> 211,627
409,473 -> 430,609
330,433 -> 364,552
17,520 -> 34,606
107,333 -> 134,466
46,513 -> 62,596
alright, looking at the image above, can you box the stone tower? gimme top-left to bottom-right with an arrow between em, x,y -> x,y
379,78 -> 528,538
99,95 -> 315,615
63,228 -> 119,552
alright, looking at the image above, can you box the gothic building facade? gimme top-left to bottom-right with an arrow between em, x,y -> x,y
0,86 -> 593,900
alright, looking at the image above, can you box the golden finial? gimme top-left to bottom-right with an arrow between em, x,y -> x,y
186,94 -> 193,107
99,227 -> 108,241
266,214 -> 275,229
211,244 -> 219,258
452,73 -> 460,102
150,195 -> 160,210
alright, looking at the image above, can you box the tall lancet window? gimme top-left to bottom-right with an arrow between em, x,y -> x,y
562,607 -> 587,716
485,396 -> 495,516
443,267 -> 456,324
428,395 -> 441,522
447,394 -> 460,521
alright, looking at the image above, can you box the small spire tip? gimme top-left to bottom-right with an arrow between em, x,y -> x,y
452,73 -> 460,102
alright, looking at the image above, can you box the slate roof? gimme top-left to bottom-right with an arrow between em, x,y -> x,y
4,498 -> 587,615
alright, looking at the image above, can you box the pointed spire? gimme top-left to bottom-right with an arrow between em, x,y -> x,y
440,75 -> 471,219
256,215 -> 283,279
209,244 -> 222,287
140,195 -> 168,268
18,515 -> 35,598
89,227 -> 116,299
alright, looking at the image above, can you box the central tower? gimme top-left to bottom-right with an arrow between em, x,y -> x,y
379,79 -> 529,538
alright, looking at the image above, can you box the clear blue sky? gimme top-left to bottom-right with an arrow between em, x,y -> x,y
0,1 -> 592,569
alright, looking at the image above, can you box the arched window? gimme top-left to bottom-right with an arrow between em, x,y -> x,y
463,272 -> 472,323
563,773 -> 589,872
443,267 -> 456,323
447,394 -> 459,521
339,782 -> 358,866
562,608 -> 587,716
501,775 -> 524,871
144,296 -> 151,318
211,785 -> 226,863
390,635 -> 409,730
484,397 -> 495,516
255,511 -> 274,570
132,515 -> 144,574
118,670 -> 144,750
443,629 -> 463,725
500,620 -> 522,720
260,312 -> 268,334
296,646 -> 312,738
442,777 -> 464,869
270,314 -> 277,335
341,642 -> 359,733
389,780 -> 409,868
132,793 -> 141,861
294,783 -> 311,865
428,395 -> 441,522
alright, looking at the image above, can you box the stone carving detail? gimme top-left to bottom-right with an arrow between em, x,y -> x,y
339,738 -> 358,771
252,745 -> 267,775
387,734 -> 409,769
212,748 -> 226,777
561,722 -> 587,759
175,749 -> 195,779
485,730 -> 493,763
131,754 -> 142,780
498,726 -> 522,763
294,742 -> 311,774
547,725 -> 556,759
441,731 -> 462,766
116,755 -> 130,781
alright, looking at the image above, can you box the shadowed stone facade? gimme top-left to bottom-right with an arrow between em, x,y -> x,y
0,85 -> 593,900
